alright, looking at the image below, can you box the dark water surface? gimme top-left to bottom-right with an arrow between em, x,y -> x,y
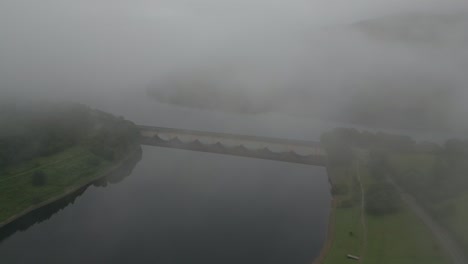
0,146 -> 331,264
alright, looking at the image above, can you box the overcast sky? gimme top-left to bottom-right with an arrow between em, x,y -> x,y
1,0 -> 468,133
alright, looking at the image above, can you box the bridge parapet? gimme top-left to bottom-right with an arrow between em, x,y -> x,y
138,125 -> 327,167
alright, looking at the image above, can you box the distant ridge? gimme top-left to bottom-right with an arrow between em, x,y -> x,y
354,12 -> 468,46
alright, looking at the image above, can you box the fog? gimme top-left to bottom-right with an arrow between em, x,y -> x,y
3,2 -> 468,262
1,0 -> 468,135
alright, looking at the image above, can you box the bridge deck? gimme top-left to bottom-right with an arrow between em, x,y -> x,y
137,125 -> 322,148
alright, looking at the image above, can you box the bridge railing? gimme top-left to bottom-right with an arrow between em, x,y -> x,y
137,125 -> 323,149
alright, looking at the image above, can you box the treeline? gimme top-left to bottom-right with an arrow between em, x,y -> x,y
87,111 -> 140,161
0,102 -> 140,172
321,128 -> 416,152
321,127 -> 468,216
366,149 -> 401,216
320,128 -> 419,168
413,139 -> 468,203
320,127 -> 448,166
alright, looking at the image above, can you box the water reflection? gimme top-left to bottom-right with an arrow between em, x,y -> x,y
0,147 -> 330,264
0,150 -> 142,244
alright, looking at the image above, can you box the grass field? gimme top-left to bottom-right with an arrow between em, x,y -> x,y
322,156 -> 452,264
0,147 -> 112,223
322,207 -> 363,264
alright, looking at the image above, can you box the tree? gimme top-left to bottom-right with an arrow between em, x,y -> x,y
365,183 -> 400,215
329,144 -> 354,166
369,149 -> 391,180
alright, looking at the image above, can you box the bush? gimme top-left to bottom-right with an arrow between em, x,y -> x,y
32,170 -> 47,186
369,149 -> 391,180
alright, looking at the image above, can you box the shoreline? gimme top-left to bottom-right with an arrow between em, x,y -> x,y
312,198 -> 337,264
312,167 -> 337,264
0,147 -> 142,230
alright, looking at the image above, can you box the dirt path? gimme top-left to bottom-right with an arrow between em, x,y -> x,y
356,160 -> 367,263
387,177 -> 468,264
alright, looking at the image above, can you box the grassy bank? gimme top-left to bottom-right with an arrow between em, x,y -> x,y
321,165 -> 363,264
0,146 -> 138,224
322,157 -> 451,264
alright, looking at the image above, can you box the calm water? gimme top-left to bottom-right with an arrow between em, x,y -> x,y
0,146 -> 331,264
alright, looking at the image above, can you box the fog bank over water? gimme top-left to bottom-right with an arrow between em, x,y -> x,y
1,0 -> 468,134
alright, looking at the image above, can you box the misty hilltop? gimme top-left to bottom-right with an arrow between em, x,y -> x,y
146,66 -> 278,115
147,10 -> 468,133
354,12 -> 468,47
1,0 -> 468,136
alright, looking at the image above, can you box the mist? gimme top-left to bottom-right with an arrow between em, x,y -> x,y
1,0 -> 468,135
4,2 -> 468,263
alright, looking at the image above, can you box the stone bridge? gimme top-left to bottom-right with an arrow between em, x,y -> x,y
138,125 -> 327,166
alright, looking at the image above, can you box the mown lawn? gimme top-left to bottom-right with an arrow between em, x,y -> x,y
322,206 -> 363,264
0,147 -> 111,223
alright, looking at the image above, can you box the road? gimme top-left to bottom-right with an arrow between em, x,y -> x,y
387,177 -> 468,264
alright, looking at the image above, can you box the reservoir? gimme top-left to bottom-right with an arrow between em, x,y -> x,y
0,146 -> 331,264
